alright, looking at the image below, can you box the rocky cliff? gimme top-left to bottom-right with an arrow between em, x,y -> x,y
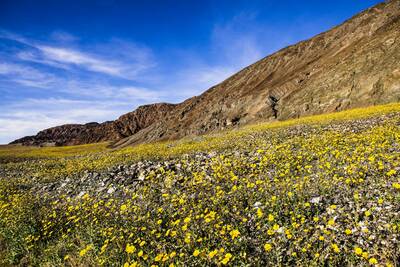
11,0 -> 400,147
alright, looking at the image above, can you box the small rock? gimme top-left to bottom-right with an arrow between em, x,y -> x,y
311,196 -> 322,204
107,187 -> 115,194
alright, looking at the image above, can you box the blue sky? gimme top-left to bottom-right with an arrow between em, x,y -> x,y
0,0 -> 382,144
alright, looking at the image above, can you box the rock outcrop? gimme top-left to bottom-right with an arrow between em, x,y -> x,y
10,103 -> 175,146
11,0 -> 400,147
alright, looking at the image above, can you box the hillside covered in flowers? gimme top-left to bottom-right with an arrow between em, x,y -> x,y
1,103 -> 399,266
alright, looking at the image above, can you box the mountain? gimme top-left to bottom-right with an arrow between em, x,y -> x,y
11,0 -> 400,147
10,103 -> 175,146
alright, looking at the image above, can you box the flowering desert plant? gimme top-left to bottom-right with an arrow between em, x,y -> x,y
0,103 -> 399,266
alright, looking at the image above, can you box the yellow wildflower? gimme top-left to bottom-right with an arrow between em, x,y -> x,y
79,245 -> 92,257
354,247 -> 363,255
120,204 -> 128,212
208,249 -> 218,259
154,253 -> 163,262
331,243 -> 340,253
257,208 -> 263,218
230,229 -> 240,240
392,183 -> 400,189
264,243 -> 272,252
126,244 -> 136,254
272,224 -> 280,231
268,214 -> 275,222
221,253 -> 232,265
386,170 -> 396,176
193,249 -> 200,257
369,258 -> 378,265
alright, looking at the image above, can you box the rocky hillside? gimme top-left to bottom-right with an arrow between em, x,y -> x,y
11,0 -> 400,147
11,103 -> 175,146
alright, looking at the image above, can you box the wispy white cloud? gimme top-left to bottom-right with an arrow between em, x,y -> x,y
65,83 -> 162,103
184,66 -> 235,86
0,117 -> 71,144
0,62 -> 57,88
50,31 -> 79,43
210,12 -> 267,68
162,66 -> 236,100
36,45 -> 129,77
0,30 -> 30,45
16,50 -> 72,70
116,86 -> 160,101
1,31 -> 155,80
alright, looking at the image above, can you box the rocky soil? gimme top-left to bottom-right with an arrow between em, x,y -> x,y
25,113 -> 399,199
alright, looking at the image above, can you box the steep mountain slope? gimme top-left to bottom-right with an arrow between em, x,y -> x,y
11,0 -> 400,147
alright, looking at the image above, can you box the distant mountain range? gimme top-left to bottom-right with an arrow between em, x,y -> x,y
11,0 -> 400,148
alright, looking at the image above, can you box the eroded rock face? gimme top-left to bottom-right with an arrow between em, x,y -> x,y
11,0 -> 400,147
10,103 -> 176,146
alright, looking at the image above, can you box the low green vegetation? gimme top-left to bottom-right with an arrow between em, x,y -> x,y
1,103 -> 399,266
0,142 -> 109,160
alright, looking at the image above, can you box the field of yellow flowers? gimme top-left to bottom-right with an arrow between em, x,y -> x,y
0,103 -> 400,266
